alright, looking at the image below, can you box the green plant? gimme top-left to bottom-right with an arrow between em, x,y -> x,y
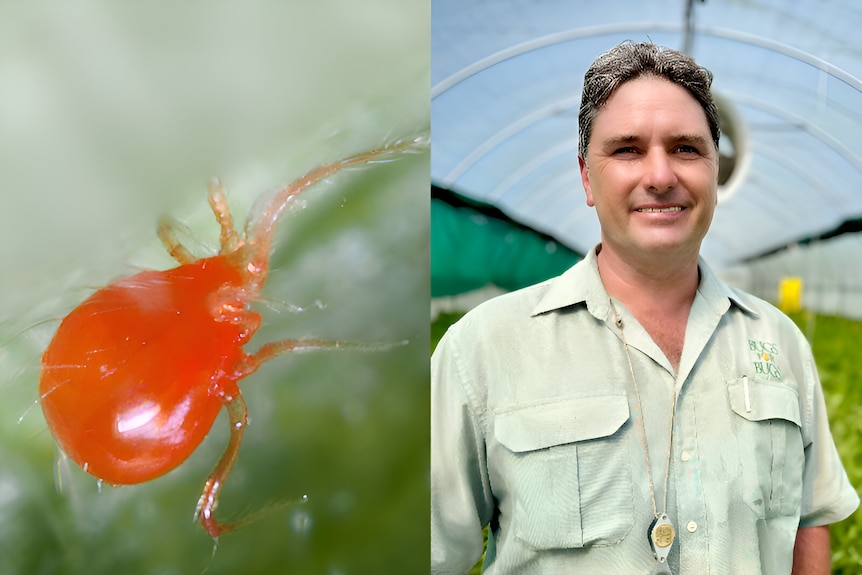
788,312 -> 862,572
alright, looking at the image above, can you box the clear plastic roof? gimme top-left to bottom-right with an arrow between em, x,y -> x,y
432,0 -> 862,269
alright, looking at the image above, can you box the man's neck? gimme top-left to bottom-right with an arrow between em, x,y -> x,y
597,243 -> 700,370
596,243 -> 700,313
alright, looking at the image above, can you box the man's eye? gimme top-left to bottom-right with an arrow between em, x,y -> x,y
614,146 -> 637,154
676,145 -> 700,154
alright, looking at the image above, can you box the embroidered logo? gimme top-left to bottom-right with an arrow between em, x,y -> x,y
748,339 -> 782,380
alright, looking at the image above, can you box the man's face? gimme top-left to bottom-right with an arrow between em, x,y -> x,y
579,75 -> 718,263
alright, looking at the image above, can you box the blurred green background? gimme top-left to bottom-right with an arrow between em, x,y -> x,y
0,2 -> 429,574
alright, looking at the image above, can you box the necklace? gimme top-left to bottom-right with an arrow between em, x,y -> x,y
609,298 -> 678,575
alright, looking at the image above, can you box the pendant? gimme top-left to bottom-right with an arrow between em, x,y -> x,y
648,513 -> 675,575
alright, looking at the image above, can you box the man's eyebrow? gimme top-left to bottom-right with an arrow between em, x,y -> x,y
672,133 -> 711,147
600,135 -> 639,148
599,133 -> 712,148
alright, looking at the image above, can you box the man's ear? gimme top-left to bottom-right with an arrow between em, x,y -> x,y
579,155 -> 595,207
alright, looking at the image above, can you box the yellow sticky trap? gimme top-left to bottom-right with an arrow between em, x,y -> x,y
778,277 -> 803,313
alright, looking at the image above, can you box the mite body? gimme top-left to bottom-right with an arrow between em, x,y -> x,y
39,136 -> 425,537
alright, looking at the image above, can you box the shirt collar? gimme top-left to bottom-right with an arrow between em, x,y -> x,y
530,245 -> 759,320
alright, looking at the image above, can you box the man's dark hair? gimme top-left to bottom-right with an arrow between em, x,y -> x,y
578,41 -> 720,157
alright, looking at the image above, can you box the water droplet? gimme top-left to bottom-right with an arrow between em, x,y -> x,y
290,510 -> 313,533
0,476 -> 21,509
96,478 -> 103,494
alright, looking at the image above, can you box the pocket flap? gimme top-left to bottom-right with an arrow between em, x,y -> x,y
495,394 -> 630,453
727,377 -> 801,426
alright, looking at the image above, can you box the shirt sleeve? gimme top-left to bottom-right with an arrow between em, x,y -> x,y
431,323 -> 494,574
798,342 -> 859,528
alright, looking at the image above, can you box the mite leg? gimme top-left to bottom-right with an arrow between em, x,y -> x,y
241,135 -> 429,293
157,216 -> 197,265
195,392 -> 248,538
207,177 -> 240,254
240,337 -> 407,377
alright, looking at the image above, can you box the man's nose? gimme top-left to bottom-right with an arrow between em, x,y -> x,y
641,150 -> 678,193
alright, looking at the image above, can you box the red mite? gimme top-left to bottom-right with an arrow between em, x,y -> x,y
38,136 -> 424,538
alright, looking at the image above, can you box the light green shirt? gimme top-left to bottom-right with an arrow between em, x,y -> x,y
431,248 -> 858,574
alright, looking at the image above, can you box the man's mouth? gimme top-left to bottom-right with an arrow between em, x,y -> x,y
635,207 -> 684,213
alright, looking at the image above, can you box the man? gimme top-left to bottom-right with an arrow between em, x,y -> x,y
431,42 -> 858,574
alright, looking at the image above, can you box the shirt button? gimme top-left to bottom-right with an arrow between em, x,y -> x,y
687,521 -> 698,533
681,451 -> 691,462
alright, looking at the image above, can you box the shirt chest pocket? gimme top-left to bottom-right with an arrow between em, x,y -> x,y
727,377 -> 805,519
494,394 -> 634,550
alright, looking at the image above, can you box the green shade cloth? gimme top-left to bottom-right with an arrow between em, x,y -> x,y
431,192 -> 582,297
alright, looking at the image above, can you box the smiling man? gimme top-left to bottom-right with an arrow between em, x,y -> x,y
431,42 -> 858,574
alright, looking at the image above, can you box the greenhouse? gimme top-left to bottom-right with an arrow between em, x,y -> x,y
432,1 -> 862,571
432,0 -> 862,318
